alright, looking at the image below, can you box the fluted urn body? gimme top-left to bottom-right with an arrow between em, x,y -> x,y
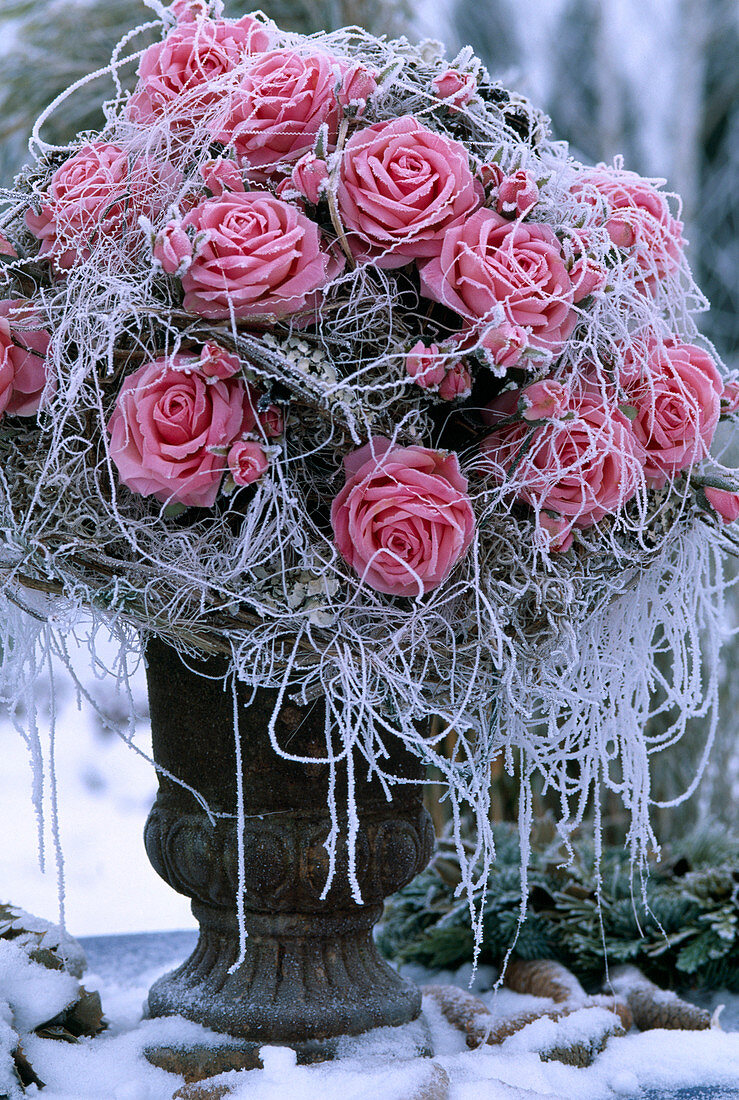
142,637 -> 434,1062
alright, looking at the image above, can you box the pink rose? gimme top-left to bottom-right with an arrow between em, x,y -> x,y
257,404 -> 283,438
478,321 -> 529,372
290,154 -> 330,205
521,379 -> 568,421
200,158 -> 246,195
128,15 -> 269,127
405,341 -> 446,390
180,191 -> 339,320
108,353 -> 253,508
331,437 -> 476,597
539,512 -> 574,553
0,233 -> 17,258
215,49 -> 345,178
0,298 -> 52,416
479,162 -> 504,192
336,116 -> 482,268
620,338 -> 723,488
573,168 -> 684,292
25,143 -> 182,270
720,378 -> 739,416
337,62 -> 377,112
438,361 -> 472,401
431,69 -> 476,109
496,170 -> 539,217
168,0 -> 209,21
482,386 -> 644,527
420,209 -> 576,356
228,439 -> 269,486
704,486 -> 739,525
152,220 -> 193,275
570,255 -> 608,302
196,341 -> 242,379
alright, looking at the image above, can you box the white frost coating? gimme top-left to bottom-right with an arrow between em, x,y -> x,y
0,2 -> 736,958
230,671 -> 248,973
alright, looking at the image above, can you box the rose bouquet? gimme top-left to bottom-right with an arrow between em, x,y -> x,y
1,0 -> 737,920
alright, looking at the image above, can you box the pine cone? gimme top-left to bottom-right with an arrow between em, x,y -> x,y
608,966 -> 711,1030
422,984 -> 493,1048
504,958 -> 585,1003
409,1062 -> 451,1100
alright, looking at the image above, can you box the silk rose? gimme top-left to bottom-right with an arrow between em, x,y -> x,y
482,385 -> 644,527
0,299 -> 52,417
128,15 -> 269,126
26,142 -> 182,270
620,338 -> 723,488
337,116 -> 482,268
573,169 -> 684,293
215,49 -> 354,177
419,208 -> 576,355
180,191 -> 340,320
331,437 -> 476,597
108,351 -> 258,507
703,486 -> 739,525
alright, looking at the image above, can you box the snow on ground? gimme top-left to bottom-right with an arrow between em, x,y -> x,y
6,937 -> 739,1100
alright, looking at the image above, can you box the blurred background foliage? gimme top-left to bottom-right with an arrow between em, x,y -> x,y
0,0 -> 736,848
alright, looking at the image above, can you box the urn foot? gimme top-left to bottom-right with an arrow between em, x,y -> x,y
147,904 -> 421,1041
144,1014 -> 434,1081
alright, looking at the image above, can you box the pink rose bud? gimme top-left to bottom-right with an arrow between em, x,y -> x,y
704,486 -> 739,524
0,233 -> 17,258
720,378 -> 739,415
405,341 -> 446,390
198,341 -> 241,379
480,162 -> 504,192
228,440 -> 270,486
521,379 -> 568,421
153,221 -> 193,276
290,153 -> 330,205
497,170 -> 539,217
479,322 -> 529,372
200,158 -> 246,196
539,512 -> 574,552
570,255 -> 608,302
438,361 -> 472,401
605,214 -> 637,249
169,0 -> 209,21
337,62 -> 378,112
258,404 -> 284,437
431,68 -> 476,109
274,178 -> 306,211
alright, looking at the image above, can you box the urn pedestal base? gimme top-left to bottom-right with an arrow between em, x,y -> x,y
141,638 -> 435,1073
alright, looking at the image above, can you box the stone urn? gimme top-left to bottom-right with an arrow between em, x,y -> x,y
141,637 -> 435,1075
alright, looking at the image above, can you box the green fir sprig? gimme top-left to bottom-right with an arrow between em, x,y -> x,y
379,821 -> 739,992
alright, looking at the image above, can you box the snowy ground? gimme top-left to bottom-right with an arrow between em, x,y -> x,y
1,637 -> 738,1098
6,936 -> 739,1100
